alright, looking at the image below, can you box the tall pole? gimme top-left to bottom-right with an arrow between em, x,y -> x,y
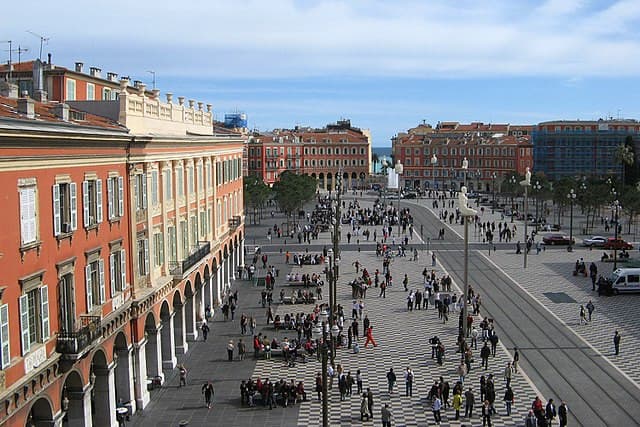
523,185 -> 529,268
396,161 -> 404,237
321,343 -> 328,427
614,200 -> 619,271
462,217 -> 469,339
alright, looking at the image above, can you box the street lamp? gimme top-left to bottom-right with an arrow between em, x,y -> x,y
431,154 -> 438,194
312,326 -> 329,427
520,168 -> 532,268
567,189 -> 576,251
458,186 -> 477,341
510,175 -> 517,223
396,161 -> 404,237
491,172 -> 497,214
533,181 -> 542,231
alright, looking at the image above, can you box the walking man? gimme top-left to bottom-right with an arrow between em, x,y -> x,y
201,320 -> 210,341
481,342 -> 491,370
614,330 -> 621,355
364,326 -> 377,348
201,381 -> 215,408
513,347 -> 519,373
464,387 -> 475,418
178,364 -> 187,387
386,368 -> 396,394
432,395 -> 442,424
404,367 -> 414,397
381,403 -> 392,427
586,300 -> 595,322
558,401 -> 569,427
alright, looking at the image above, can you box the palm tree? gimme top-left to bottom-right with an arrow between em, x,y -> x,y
615,143 -> 635,186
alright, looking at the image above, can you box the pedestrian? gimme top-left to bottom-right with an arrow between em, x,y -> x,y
201,320 -> 210,341
452,389 -> 462,420
366,388 -> 374,419
386,367 -> 396,394
178,364 -> 187,387
558,400 -> 569,427
525,409 -> 537,427
381,403 -> 392,427
364,326 -> 377,348
586,300 -> 595,322
315,373 -> 322,401
404,367 -> 414,397
457,361 -> 467,384
403,274 -> 409,291
464,387 -> 475,418
513,347 -> 519,373
504,362 -> 512,388
482,400 -> 492,427
504,386 -> 514,416
360,393 -> 369,421
356,369 -> 363,394
546,398 -> 557,424
614,330 -> 621,355
481,342 -> 491,370
227,340 -> 235,361
579,305 -> 587,325
201,381 -> 214,408
432,252 -> 437,267
432,395 -> 442,424
238,338 -> 246,360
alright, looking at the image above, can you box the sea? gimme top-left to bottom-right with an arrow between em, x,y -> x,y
372,147 -> 392,174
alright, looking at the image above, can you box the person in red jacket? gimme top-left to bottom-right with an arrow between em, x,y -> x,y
364,326 -> 377,348
253,335 -> 262,359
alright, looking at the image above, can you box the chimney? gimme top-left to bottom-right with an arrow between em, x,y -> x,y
17,97 -> 36,119
89,67 -> 101,78
47,53 -> 52,65
0,81 -> 19,98
75,62 -> 84,73
133,80 -> 142,89
166,93 -> 173,103
107,72 -> 118,82
53,103 -> 70,122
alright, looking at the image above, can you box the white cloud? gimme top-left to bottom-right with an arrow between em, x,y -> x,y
3,0 -> 640,79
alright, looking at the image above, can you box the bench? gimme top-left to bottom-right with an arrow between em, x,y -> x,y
283,295 -> 317,305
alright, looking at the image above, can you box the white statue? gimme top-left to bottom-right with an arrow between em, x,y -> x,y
458,186 -> 477,217
462,157 -> 469,170
521,167 -> 531,186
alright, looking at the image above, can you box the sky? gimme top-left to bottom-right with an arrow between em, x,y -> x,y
3,0 -> 640,146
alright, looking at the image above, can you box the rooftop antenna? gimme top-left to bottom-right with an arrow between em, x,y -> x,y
2,40 -> 11,80
26,31 -> 50,61
146,70 -> 156,90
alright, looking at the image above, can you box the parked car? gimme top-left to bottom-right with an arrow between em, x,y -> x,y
402,191 -> 417,199
542,234 -> 575,245
582,236 -> 608,247
602,238 -> 633,250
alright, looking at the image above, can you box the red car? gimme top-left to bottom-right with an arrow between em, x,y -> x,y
602,238 -> 633,250
542,234 -> 575,245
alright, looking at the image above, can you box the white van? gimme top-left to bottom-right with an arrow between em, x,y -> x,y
609,268 -> 640,293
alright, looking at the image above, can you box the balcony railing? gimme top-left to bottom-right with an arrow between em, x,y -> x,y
228,215 -> 241,230
56,315 -> 102,359
169,241 -> 210,276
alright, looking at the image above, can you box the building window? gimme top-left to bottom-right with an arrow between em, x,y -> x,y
180,221 -> 188,256
335,148 -> 341,155
59,273 -> 75,333
65,79 -> 76,101
200,211 -> 207,237
134,174 -> 147,211
0,304 -> 9,368
163,169 -> 173,200
197,164 -> 204,191
102,88 -> 111,100
85,258 -> 105,312
82,178 -> 103,228
53,182 -> 78,235
151,170 -> 159,205
86,83 -> 95,100
206,163 -> 212,187
137,238 -> 149,277
19,184 -> 38,246
153,233 -> 164,267
176,166 -> 184,197
167,226 -> 177,264
190,215 -> 198,247
188,167 -> 194,193
109,249 -> 127,294
20,286 -> 50,355
107,176 -> 124,220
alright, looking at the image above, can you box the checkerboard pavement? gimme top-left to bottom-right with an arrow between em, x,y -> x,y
250,244 -> 540,426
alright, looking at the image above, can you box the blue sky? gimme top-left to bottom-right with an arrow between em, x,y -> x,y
4,0 -> 640,146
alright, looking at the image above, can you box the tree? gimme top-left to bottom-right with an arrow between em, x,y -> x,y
272,171 -> 317,226
620,183 -> 640,234
243,175 -> 271,224
615,141 -> 635,187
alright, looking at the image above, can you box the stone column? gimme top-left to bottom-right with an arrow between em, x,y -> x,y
239,239 -> 245,269
161,315 -> 177,370
215,266 -> 222,306
66,384 -> 93,427
133,338 -> 151,411
93,363 -> 117,427
174,303 -> 189,355
185,295 -> 197,342
114,346 -> 135,411
204,274 -> 213,311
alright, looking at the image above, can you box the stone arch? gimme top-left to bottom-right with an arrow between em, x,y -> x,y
159,300 -> 176,371
144,311 -> 162,388
27,397 -> 54,427
90,349 -> 113,427
172,290 -> 187,355
113,331 -> 133,409
185,279 -> 198,341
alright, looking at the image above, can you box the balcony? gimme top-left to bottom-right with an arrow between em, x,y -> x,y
169,241 -> 210,276
56,315 -> 102,360
228,215 -> 241,230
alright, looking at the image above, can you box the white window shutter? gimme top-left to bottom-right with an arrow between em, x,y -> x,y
85,264 -> 93,312
142,176 -> 147,208
40,286 -> 50,340
52,184 -> 61,236
120,249 -> 127,289
96,179 -> 103,223
20,188 -> 36,245
107,178 -> 114,219
99,259 -> 105,304
133,178 -> 138,210
109,253 -> 115,297
82,180 -> 89,227
19,295 -> 30,355
117,176 -> 124,216
0,304 -> 9,368
70,182 -> 78,230
144,240 -> 149,274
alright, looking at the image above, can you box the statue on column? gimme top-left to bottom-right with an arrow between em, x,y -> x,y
521,167 -> 531,186
458,186 -> 477,217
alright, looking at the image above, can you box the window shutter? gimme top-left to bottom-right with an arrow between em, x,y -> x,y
99,259 -> 105,304
0,304 -> 10,368
133,177 -> 138,210
117,176 -> 124,216
19,295 -> 30,355
107,178 -> 114,219
96,179 -> 103,223
40,286 -> 50,340
142,176 -> 147,208
144,240 -> 149,275
120,249 -> 127,289
109,253 -> 115,297
85,264 -> 93,312
70,182 -> 78,230
82,180 -> 89,227
52,184 -> 61,236
20,188 -> 36,245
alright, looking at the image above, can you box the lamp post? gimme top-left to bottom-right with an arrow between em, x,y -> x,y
491,172 -> 497,214
567,189 -> 576,251
510,175 -> 517,223
462,157 -> 469,189
331,172 -> 342,336
312,326 -> 329,427
396,161 -> 404,237
533,181 -> 542,231
431,154 -> 438,195
520,168 -> 531,268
